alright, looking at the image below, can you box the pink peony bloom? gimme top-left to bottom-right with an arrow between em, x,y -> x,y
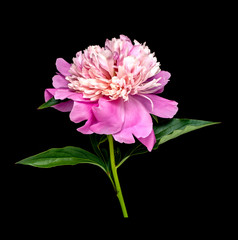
45,35 -> 178,151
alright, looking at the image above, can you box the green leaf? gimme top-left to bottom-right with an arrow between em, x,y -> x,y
153,118 -> 220,149
38,97 -> 62,110
16,146 -> 108,173
89,134 -> 115,185
89,134 -> 108,161
117,118 -> 220,168
116,143 -> 147,168
151,114 -> 159,123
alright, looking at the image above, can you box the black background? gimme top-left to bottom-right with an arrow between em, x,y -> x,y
2,1 -> 235,232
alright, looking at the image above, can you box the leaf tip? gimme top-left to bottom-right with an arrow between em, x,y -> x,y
37,102 -> 47,110
209,121 -> 222,126
15,160 -> 23,165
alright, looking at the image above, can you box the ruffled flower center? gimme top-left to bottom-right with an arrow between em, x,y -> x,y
66,35 -> 162,101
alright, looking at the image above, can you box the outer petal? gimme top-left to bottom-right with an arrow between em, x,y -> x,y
138,130 -> 156,152
53,101 -> 74,112
56,58 -> 71,76
44,88 -> 73,112
54,89 -> 95,102
89,97 -> 125,135
44,88 -> 57,102
135,94 -> 178,118
70,101 -> 98,135
145,71 -> 171,94
45,88 -> 95,113
52,74 -> 69,89
150,95 -> 178,118
69,101 -> 97,123
54,89 -> 79,100
77,115 -> 96,134
113,95 -> 153,144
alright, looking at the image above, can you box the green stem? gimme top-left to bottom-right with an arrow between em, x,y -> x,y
107,135 -> 128,218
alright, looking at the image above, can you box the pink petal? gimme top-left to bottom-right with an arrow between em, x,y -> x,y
129,45 -> 141,57
77,115 -> 96,134
120,34 -> 132,42
53,101 -> 74,112
53,89 -> 97,103
89,97 -> 125,135
113,95 -> 153,144
53,89 -> 88,101
138,94 -> 178,118
138,130 -> 156,152
145,71 -> 171,94
56,58 -> 71,76
68,94 -> 97,102
44,88 -> 73,112
44,88 -> 57,102
69,101 -> 97,123
54,89 -> 78,100
52,74 -> 69,88
113,130 -> 135,144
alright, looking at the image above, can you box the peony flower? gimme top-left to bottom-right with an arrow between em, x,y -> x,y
45,35 -> 178,151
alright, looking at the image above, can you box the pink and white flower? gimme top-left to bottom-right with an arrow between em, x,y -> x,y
45,35 -> 178,151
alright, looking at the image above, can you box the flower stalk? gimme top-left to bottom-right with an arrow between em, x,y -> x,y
107,135 -> 128,218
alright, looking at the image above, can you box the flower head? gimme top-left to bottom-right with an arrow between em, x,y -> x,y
45,35 -> 178,151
